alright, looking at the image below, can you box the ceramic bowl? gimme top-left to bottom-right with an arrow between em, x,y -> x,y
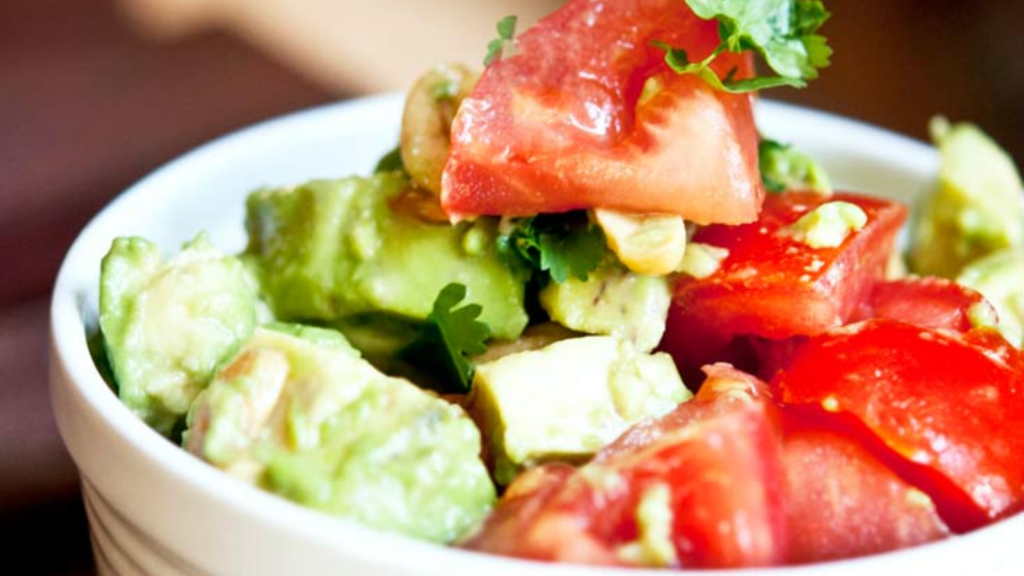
49,93 -> 1022,576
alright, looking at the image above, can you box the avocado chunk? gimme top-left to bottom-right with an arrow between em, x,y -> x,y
99,233 -> 257,437
539,264 -> 671,352
469,336 -> 690,485
264,321 -> 358,355
245,174 -> 528,339
910,119 -> 1024,278
184,328 -> 495,544
957,249 -> 1024,347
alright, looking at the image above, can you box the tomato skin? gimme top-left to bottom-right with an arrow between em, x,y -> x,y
774,319 -> 1024,532
781,423 -> 950,564
462,364 -> 787,569
662,192 -> 907,379
460,464 -> 622,565
855,276 -> 994,332
442,0 -> 762,224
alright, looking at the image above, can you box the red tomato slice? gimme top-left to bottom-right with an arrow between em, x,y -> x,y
459,464 -> 622,565
781,423 -> 950,564
662,191 -> 907,379
775,319 -> 1024,532
442,0 -> 762,224
855,276 -> 995,332
463,364 -> 786,568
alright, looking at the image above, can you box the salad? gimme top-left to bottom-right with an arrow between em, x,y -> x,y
90,0 -> 1024,569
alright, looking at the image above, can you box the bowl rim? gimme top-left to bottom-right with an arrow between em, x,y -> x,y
49,92 -> 1022,575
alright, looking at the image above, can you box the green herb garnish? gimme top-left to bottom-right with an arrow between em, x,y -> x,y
498,213 -> 606,283
399,283 -> 491,394
373,145 -> 405,174
484,15 -> 518,66
655,0 -> 832,93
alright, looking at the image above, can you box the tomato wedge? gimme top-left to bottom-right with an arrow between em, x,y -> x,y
781,424 -> 950,564
775,319 -> 1024,532
855,276 -> 995,332
462,364 -> 786,568
442,0 -> 762,224
662,191 -> 907,379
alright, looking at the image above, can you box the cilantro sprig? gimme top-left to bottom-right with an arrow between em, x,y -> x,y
498,213 -> 606,284
484,15 -> 518,66
656,0 -> 832,93
399,283 -> 491,394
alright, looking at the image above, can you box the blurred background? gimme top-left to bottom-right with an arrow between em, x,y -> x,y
2,0 -> 1022,573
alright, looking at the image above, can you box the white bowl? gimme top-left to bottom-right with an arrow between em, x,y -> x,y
50,93 -> 1022,576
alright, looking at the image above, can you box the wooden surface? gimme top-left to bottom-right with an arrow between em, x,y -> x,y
1,0 -> 1022,574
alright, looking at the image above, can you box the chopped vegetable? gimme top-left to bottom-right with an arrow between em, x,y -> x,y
399,283 -> 491,394
656,0 -> 832,93
484,15 -> 518,66
758,138 -> 833,194
497,213 -> 606,284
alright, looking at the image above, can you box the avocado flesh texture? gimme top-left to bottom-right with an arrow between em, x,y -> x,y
99,233 -> 258,437
910,122 -> 1024,278
184,328 -> 495,544
957,248 -> 1024,347
245,174 -> 528,340
539,263 -> 671,352
471,336 -> 690,486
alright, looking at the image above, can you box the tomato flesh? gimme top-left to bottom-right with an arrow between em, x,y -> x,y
775,319 -> 1024,532
855,276 -> 994,332
442,0 -> 762,224
662,191 -> 907,379
781,423 -> 950,564
463,364 -> 787,569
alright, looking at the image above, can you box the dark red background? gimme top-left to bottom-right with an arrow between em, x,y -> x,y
2,0 -> 1022,573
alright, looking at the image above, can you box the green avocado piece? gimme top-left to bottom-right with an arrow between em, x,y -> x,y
99,233 -> 257,437
957,249 -> 1024,347
539,264 -> 671,352
245,174 -> 528,339
264,322 -> 358,355
470,336 -> 690,485
184,328 -> 495,544
759,139 -> 833,195
910,119 -> 1024,278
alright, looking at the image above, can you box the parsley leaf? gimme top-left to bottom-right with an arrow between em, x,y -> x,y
498,213 -> 606,283
484,15 -> 518,66
399,283 -> 491,394
656,0 -> 832,93
758,138 -> 833,195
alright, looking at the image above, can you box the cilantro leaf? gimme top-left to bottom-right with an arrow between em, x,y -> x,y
373,145 -> 405,174
656,0 -> 832,93
498,213 -> 606,283
399,283 -> 491,394
758,138 -> 833,195
484,15 -> 518,66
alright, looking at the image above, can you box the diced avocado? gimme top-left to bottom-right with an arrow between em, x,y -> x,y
910,119 -> 1024,278
264,322 -> 358,355
469,336 -> 690,485
539,263 -> 671,352
184,328 -> 495,543
787,201 -> 867,249
957,249 -> 1024,347
759,139 -> 833,195
677,242 -> 730,279
245,174 -> 527,339
99,233 -> 257,437
615,482 -> 678,567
